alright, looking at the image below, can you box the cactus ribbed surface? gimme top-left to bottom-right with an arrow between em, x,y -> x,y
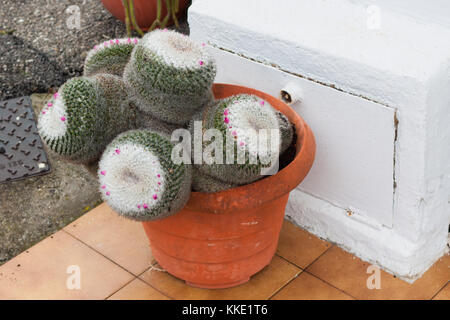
38,75 -> 136,163
84,38 -> 139,77
123,30 -> 216,125
195,94 -> 289,185
98,129 -> 192,221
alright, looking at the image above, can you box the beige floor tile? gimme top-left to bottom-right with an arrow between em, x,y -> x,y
271,272 -> 353,300
139,256 -> 301,300
64,203 -> 153,275
0,231 -> 134,300
108,278 -> 171,300
432,282 -> 449,300
276,220 -> 331,268
307,246 -> 450,300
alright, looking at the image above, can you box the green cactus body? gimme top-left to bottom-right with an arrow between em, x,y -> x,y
192,168 -> 236,193
98,129 -> 192,221
196,94 -> 288,185
38,75 -> 136,163
136,109 -> 185,136
123,30 -> 216,125
84,38 -> 139,77
276,111 -> 294,153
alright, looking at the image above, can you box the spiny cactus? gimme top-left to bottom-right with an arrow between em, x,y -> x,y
276,111 -> 294,154
192,168 -> 236,193
84,38 -> 139,77
38,74 -> 136,163
135,109 -> 181,136
98,129 -> 192,221
124,29 -> 216,125
195,94 -> 288,185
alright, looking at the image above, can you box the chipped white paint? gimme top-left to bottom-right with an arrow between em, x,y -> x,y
189,0 -> 450,281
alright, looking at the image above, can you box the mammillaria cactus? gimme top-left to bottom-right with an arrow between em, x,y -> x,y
195,94 -> 290,185
123,29 -> 216,125
276,111 -> 294,153
192,168 -> 236,193
84,38 -> 139,77
98,129 -> 192,221
38,74 -> 136,163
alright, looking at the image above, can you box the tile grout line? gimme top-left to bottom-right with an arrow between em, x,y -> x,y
266,266 -> 303,300
66,206 -> 174,300
429,280 -> 449,300
302,270 -> 359,300
136,266 -> 176,300
104,277 -> 137,300
61,229 -> 141,299
268,244 -> 337,300
297,244 -> 359,300
275,242 -> 334,271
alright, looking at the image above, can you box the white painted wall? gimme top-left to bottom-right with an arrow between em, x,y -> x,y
189,0 -> 450,281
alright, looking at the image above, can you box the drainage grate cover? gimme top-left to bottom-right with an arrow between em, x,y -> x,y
0,96 -> 51,183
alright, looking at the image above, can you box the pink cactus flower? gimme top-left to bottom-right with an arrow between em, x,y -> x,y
101,171 -> 106,176
199,60 -> 204,66
260,100 -> 265,106
157,174 -> 161,178
232,131 -> 237,136
224,109 -> 229,116
134,38 -> 138,44
115,149 -> 120,155
54,92 -> 59,99
137,205 -> 141,209
115,39 -> 120,44
224,117 -> 230,124
101,185 -> 106,189
42,111 -> 46,114
60,116 -> 66,122
47,102 -> 53,107
106,191 -> 110,196
143,203 -> 148,209
153,194 -> 158,200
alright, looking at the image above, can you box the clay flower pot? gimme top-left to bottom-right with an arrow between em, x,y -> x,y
142,83 -> 316,289
100,0 -> 190,31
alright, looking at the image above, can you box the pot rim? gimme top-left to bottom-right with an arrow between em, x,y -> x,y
185,83 -> 316,213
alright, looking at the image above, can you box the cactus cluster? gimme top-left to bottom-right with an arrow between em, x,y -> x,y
38,30 -> 295,220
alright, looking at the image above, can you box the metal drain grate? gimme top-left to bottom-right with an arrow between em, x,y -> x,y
0,96 -> 51,183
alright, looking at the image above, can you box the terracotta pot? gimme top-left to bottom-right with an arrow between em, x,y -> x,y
141,83 -> 316,289
100,0 -> 190,31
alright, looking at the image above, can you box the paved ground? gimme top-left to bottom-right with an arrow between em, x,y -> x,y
0,94 -> 102,265
0,0 -> 127,101
0,0 -> 189,264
